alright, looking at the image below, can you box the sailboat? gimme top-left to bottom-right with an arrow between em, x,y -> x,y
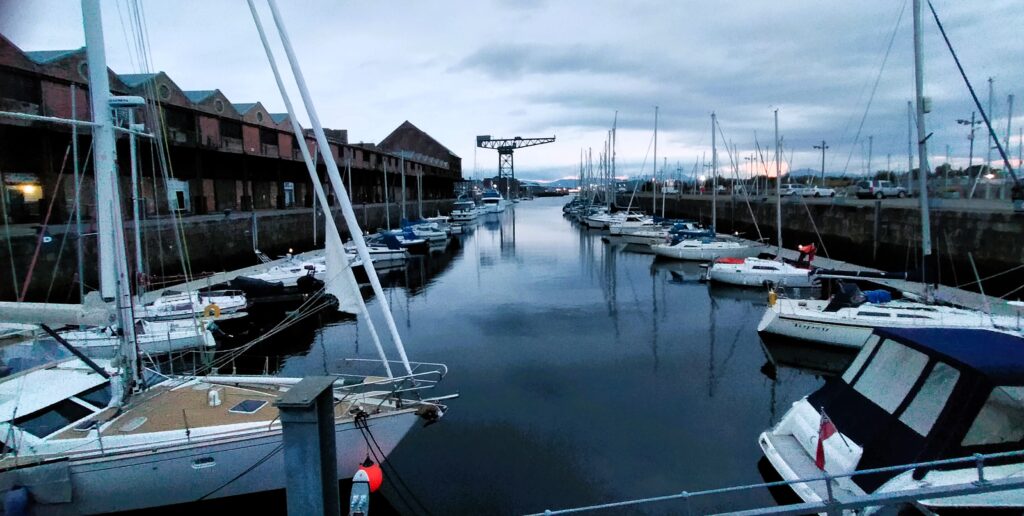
0,2 -> 449,513
706,110 -> 817,288
652,113 -> 762,261
757,0 -> 1022,350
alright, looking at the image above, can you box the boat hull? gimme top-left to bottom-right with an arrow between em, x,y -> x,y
6,410 -> 420,515
707,267 -> 815,288
756,305 -> 873,349
652,242 -> 760,261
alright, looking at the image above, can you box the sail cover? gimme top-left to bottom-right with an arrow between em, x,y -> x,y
325,231 -> 362,314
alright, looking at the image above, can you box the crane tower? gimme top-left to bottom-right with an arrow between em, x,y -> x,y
476,135 -> 555,198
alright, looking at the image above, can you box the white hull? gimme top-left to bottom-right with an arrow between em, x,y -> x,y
757,299 -> 1023,349
707,259 -> 816,288
619,233 -> 669,246
137,292 -> 247,321
5,410 -> 419,515
61,323 -> 215,356
652,240 -> 761,261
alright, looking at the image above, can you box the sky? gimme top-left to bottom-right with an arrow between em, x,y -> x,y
1,0 -> 1022,182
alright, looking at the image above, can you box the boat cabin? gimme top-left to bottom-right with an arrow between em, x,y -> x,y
808,327 -> 1024,492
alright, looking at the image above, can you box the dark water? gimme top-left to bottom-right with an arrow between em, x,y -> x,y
250,197 -> 825,514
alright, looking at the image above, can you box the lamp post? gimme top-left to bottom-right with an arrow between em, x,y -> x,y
957,112 -> 980,179
813,140 -> 828,185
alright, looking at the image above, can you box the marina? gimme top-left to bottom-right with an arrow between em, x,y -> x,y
2,0 -> 1024,514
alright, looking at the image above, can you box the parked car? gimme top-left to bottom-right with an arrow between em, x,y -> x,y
856,180 -> 908,199
779,183 -> 805,196
800,185 -> 836,197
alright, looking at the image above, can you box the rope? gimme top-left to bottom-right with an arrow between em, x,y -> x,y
715,118 -> 764,241
840,0 -> 907,176
197,443 -> 284,501
356,415 -> 433,516
45,145 -> 93,302
1,170 -> 22,295
18,143 -> 72,301
926,0 -> 1018,183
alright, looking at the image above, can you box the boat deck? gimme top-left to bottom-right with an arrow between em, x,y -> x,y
51,379 -> 396,440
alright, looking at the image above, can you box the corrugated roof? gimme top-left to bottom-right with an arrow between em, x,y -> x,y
118,73 -> 158,87
233,103 -> 258,114
183,90 -> 216,103
24,48 -> 83,64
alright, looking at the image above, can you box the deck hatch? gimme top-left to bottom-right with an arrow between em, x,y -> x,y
229,399 -> 268,414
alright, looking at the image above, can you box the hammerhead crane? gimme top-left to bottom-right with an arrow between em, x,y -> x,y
476,135 -> 555,198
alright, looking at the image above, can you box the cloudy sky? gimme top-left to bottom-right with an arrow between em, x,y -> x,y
2,0 -> 1022,181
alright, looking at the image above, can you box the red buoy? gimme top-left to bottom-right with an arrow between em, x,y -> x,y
357,458 -> 383,493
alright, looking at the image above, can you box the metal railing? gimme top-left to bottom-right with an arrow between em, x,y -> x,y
528,449 -> 1024,515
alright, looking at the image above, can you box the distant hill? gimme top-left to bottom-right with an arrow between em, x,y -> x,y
536,178 -> 579,188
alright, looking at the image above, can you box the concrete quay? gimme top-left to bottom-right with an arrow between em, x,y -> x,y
625,193 -> 1024,301
1,199 -> 452,302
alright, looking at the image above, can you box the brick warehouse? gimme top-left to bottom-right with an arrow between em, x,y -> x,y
0,33 -> 462,225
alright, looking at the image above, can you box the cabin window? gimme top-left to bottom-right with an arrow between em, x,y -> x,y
14,399 -> 94,438
75,383 -> 112,409
962,386 -> 1024,446
752,266 -> 778,271
842,335 -> 881,384
899,362 -> 960,436
856,311 -> 891,317
852,339 -> 928,413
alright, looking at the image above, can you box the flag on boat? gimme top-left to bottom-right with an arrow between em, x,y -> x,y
815,410 -> 838,470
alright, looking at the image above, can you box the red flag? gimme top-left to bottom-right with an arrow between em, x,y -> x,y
815,411 -> 838,470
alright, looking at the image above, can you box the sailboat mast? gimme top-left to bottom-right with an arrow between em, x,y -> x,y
711,112 -> 717,232
82,0 -> 119,301
83,0 -> 140,386
653,106 -> 658,216
611,111 -> 617,186
912,0 -> 933,271
907,100 -> 913,192
774,109 -> 782,256
400,153 -> 406,220
383,156 -> 390,228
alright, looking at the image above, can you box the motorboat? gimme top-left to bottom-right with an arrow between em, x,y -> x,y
757,283 -> 1023,349
450,200 -> 480,222
242,257 -> 326,287
481,189 -> 505,213
760,327 -> 1024,511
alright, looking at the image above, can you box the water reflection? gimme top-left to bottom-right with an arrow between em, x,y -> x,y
259,198 -> 831,514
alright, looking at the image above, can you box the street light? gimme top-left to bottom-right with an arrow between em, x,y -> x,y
813,140 -> 829,184
957,112 -> 981,177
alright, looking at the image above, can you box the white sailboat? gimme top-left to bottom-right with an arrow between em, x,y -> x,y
0,3 -> 449,514
652,113 -> 762,261
757,2 -> 1020,349
707,111 -> 817,288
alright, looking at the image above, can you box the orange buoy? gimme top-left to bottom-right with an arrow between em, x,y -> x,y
358,457 -> 383,493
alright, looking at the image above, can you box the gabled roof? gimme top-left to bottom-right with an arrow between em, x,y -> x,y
118,73 -> 159,88
24,48 -> 83,65
270,113 -> 289,124
878,327 -> 1024,385
233,103 -> 258,114
183,90 -> 217,103
379,120 -> 459,160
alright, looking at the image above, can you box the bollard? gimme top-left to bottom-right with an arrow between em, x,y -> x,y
275,376 -> 340,516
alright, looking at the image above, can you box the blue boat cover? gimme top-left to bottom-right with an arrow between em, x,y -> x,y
876,327 -> 1024,385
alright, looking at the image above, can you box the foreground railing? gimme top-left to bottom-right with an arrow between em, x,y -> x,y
527,449 -> 1024,515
